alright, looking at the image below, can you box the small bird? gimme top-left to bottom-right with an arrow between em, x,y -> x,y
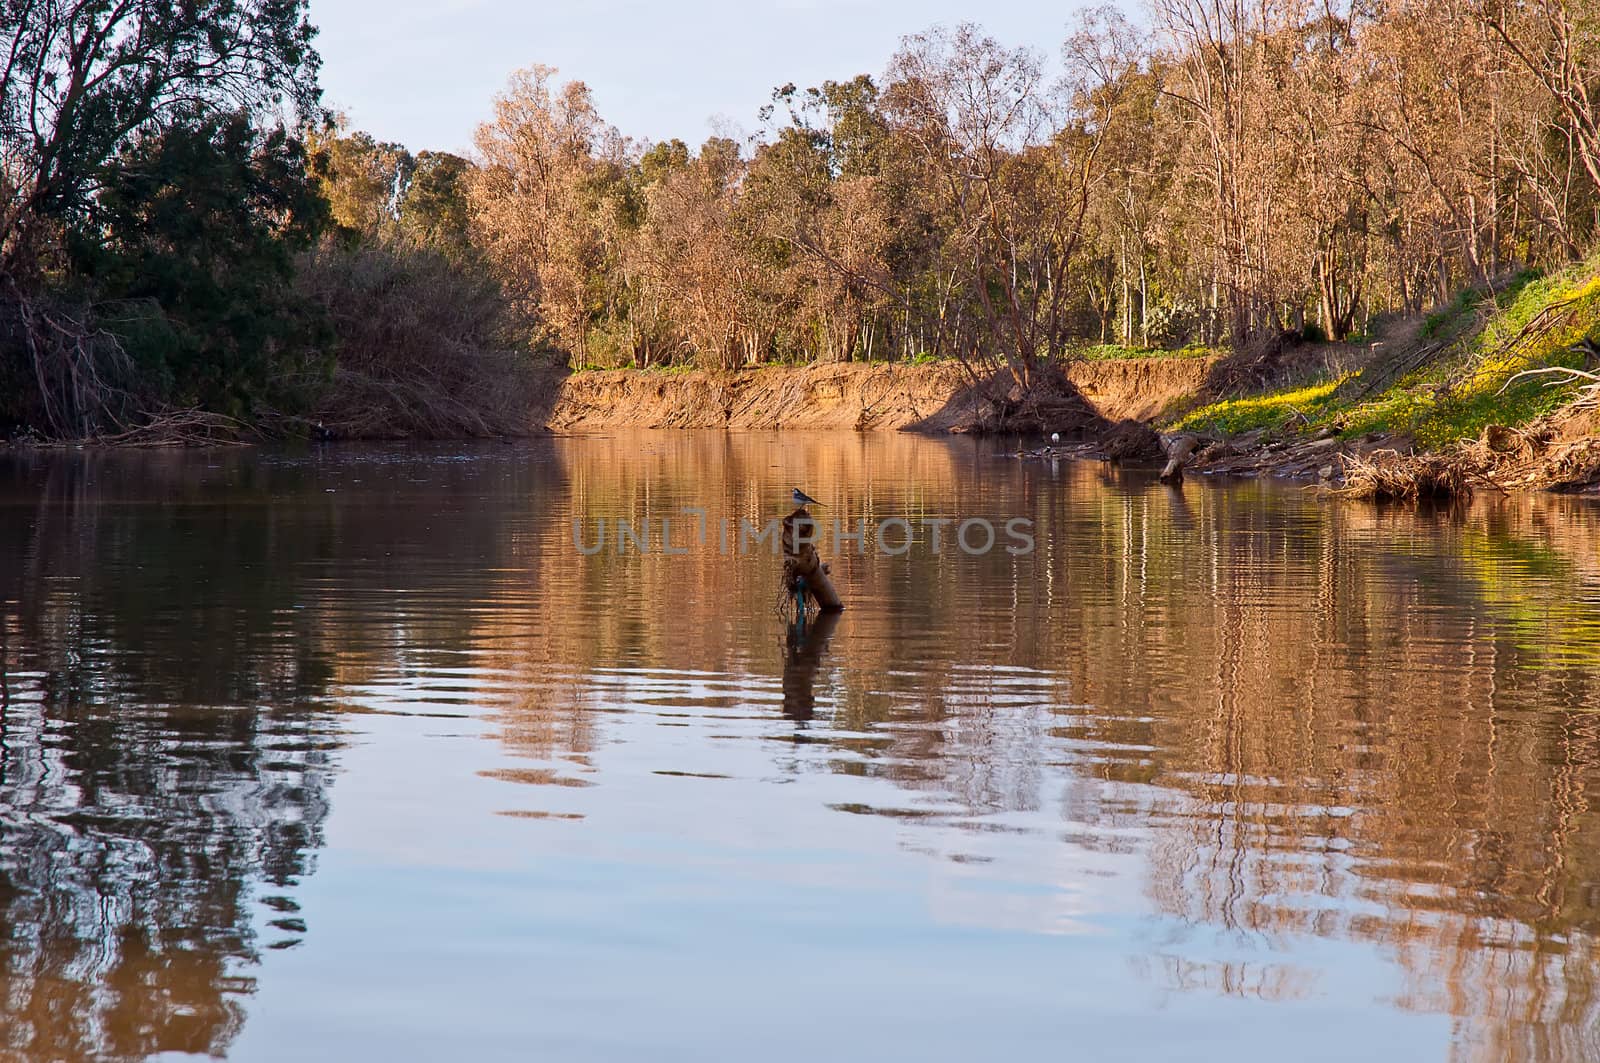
792,487 -> 823,508
1051,432 -> 1061,443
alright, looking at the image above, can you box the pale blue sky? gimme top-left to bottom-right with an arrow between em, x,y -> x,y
309,0 -> 1096,154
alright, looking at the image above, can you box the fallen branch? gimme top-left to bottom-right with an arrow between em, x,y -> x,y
1499,365 -> 1600,410
3,278 -> 140,438
23,408 -> 257,448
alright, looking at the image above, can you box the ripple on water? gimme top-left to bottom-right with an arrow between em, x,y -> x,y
3,436 -> 1600,1060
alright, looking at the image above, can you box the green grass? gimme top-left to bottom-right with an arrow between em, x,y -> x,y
1166,259 -> 1600,446
1421,286 -> 1485,339
1172,377 -> 1349,435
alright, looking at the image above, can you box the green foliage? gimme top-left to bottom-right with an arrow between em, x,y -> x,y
0,0 -> 326,436
1173,378 -> 1348,435
67,115 -> 332,417
11,3 -> 1600,440
1,0 -> 321,265
400,152 -> 475,256
306,128 -> 476,260
1142,303 -> 1202,348
1170,259 -> 1600,447
582,320 -> 639,369
640,140 -> 692,185
306,125 -> 412,237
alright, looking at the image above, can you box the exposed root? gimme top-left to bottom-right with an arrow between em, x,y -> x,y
1541,439 -> 1600,491
959,363 -> 1112,436
1333,424 -> 1555,501
1202,329 -> 1298,395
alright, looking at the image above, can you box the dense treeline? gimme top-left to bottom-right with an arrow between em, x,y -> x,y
5,0 -> 1600,438
453,0 -> 1600,378
1,0 -> 326,437
0,0 -> 534,439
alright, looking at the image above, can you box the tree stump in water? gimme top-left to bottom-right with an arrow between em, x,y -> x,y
782,507 -> 844,614
1160,434 -> 1202,483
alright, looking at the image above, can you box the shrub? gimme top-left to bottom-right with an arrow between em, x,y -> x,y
295,241 -> 543,437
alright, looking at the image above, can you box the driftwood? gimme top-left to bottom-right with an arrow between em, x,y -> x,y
781,507 -> 844,613
1159,433 -> 1202,483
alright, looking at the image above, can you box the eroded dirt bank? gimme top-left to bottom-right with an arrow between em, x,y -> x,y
1064,356 -> 1216,422
544,356 -> 1218,432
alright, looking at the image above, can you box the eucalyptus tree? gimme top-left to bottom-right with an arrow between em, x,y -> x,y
0,0 -> 321,280
883,13 -> 1139,387
305,123 -> 414,238
469,65 -> 627,359
399,150 -> 476,257
0,0 -> 323,436
1480,0 -> 1600,201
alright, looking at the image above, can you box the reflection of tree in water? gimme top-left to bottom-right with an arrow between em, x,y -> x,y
1037,489 -> 1600,1061
26,435 -> 1580,1059
0,455 -> 336,1057
467,437 -> 1600,1058
0,680 -> 334,1058
0,445 -> 564,1059
518,443 -> 1600,1059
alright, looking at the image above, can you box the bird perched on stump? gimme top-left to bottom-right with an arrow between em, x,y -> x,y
792,487 -> 822,508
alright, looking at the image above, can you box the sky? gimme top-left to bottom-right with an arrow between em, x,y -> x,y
308,0 -> 1096,154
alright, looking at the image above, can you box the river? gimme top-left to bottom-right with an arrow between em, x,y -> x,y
2,431 -> 1599,1061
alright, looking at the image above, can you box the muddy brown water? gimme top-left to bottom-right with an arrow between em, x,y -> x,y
2,431 -> 1599,1061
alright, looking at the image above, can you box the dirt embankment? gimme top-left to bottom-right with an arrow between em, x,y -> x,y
544,356 -> 1218,433
547,363 -> 971,431
1065,356 -> 1217,422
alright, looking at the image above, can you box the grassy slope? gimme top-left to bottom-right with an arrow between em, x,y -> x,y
1170,259 -> 1600,446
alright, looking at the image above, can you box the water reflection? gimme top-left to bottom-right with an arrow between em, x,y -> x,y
782,611 -> 841,722
0,456 -> 339,1057
0,436 -> 1598,1060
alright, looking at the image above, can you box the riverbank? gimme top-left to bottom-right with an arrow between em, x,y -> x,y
1072,263 -> 1600,497
543,355 -> 1219,433
1142,409 -> 1600,496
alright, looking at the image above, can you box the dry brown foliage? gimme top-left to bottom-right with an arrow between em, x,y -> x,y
295,242 -> 541,438
1336,449 -> 1477,501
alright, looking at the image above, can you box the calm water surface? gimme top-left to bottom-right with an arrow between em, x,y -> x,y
3,431 -> 1600,1061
